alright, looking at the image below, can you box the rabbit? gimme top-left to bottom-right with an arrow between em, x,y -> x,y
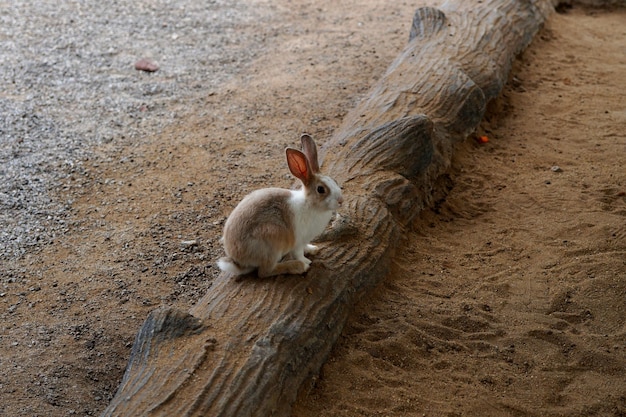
217,134 -> 343,278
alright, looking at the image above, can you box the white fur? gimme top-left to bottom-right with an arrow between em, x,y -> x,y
217,258 -> 254,275
288,188 -> 334,256
286,175 -> 342,265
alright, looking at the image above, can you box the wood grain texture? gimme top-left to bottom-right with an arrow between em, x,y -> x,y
102,1 -> 553,416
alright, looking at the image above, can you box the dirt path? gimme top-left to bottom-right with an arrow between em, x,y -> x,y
1,2 -> 624,417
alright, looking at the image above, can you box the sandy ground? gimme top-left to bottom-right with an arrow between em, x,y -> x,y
1,1 -> 625,417
294,6 -> 626,416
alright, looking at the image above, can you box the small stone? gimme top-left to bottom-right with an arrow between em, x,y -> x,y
180,240 -> 198,248
551,165 -> 562,172
134,58 -> 159,72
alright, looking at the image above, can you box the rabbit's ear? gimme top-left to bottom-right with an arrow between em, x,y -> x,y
300,134 -> 320,173
286,148 -> 312,185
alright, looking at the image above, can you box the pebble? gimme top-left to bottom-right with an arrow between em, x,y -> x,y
180,240 -> 198,249
551,165 -> 563,172
134,58 -> 159,72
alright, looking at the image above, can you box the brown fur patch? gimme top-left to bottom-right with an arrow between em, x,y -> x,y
222,188 -> 296,268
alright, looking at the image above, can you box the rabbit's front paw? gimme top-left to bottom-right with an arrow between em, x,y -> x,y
305,244 -> 319,255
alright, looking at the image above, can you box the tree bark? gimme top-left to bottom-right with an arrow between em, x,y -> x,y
101,1 -> 554,416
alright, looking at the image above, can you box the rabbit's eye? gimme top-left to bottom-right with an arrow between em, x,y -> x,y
316,185 -> 326,195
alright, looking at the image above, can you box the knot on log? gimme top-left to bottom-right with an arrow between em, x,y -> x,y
372,173 -> 423,226
321,115 -> 438,231
335,115 -> 434,182
409,7 -> 447,41
378,57 -> 487,143
140,307 -> 206,340
327,116 -> 438,226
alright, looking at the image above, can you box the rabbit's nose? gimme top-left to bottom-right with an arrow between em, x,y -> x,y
337,195 -> 344,206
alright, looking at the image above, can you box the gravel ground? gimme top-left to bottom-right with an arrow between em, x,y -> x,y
0,0 -> 270,262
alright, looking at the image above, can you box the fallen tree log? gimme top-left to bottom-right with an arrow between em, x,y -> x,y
102,1 -> 554,416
